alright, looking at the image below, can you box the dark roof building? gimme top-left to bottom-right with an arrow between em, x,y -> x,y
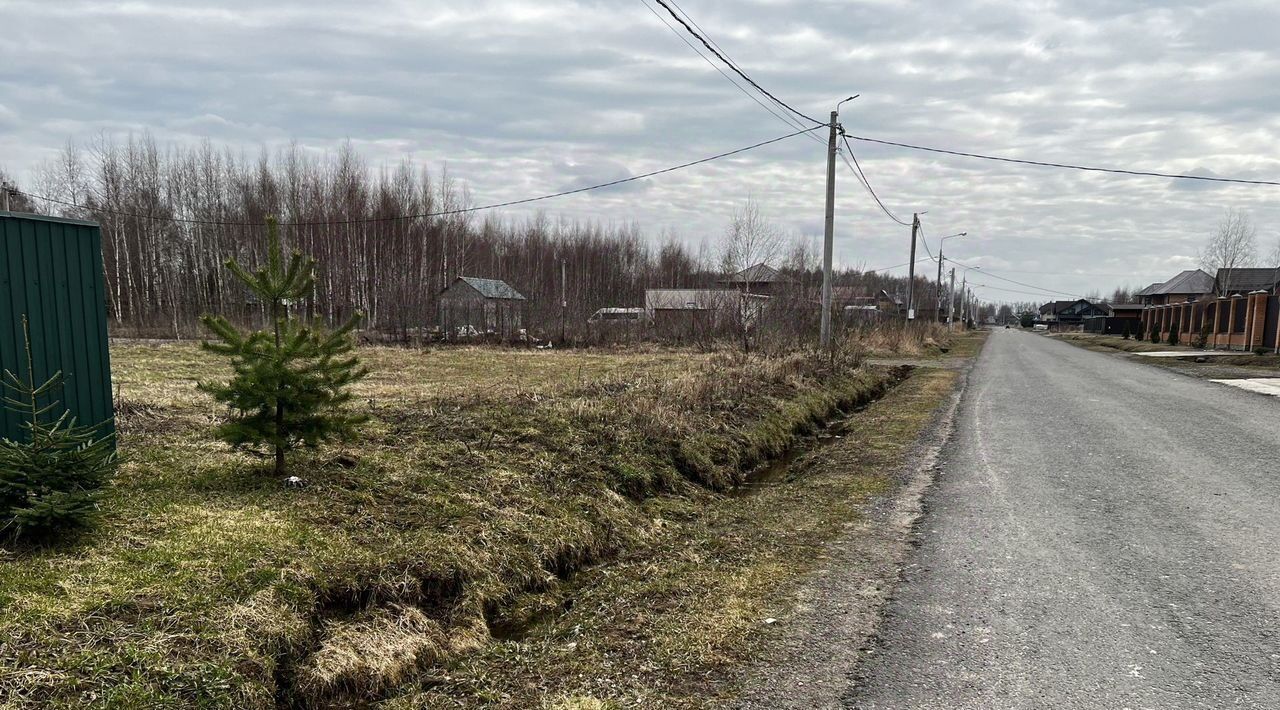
453,276 -> 526,301
1134,282 -> 1162,299
1136,269 -> 1214,305
1039,299 -> 1109,323
719,263 -> 788,296
1214,268 -> 1280,296
437,276 -> 527,339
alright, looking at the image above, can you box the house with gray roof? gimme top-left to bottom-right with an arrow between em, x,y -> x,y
1214,268 -> 1280,296
718,262 -> 789,296
438,276 -> 527,340
1136,269 -> 1215,305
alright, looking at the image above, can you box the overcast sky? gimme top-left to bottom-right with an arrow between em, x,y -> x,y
2,0 -> 1278,301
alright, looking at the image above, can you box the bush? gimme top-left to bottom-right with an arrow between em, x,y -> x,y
1121,321 -> 1131,339
0,318 -> 115,542
1150,321 -> 1162,344
1167,327 -> 1179,346
1192,324 -> 1210,350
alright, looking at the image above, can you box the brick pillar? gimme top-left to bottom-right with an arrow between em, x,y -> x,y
1249,291 -> 1268,351
1212,297 -> 1226,348
1231,294 -> 1245,350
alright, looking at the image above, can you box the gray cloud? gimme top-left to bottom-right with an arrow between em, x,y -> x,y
1,0 -> 1278,300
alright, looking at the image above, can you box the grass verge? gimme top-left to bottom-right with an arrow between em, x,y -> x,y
0,342 -> 953,708
1052,333 -> 1176,353
384,366 -> 963,708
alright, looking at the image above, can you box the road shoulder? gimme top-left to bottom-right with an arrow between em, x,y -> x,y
733,354 -> 975,708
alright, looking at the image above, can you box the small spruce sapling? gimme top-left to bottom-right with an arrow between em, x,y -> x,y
0,317 -> 115,542
1121,321 -> 1131,340
199,218 -> 368,475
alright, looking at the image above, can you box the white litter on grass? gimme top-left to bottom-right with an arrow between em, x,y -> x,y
1134,351 -> 1241,358
1210,378 -> 1280,397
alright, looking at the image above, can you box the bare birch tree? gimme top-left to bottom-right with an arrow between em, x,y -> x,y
1200,209 -> 1258,295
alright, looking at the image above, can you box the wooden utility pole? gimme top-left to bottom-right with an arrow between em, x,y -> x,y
560,258 -> 567,344
906,213 -> 919,320
948,267 -> 957,329
959,273 -> 967,328
819,110 -> 839,348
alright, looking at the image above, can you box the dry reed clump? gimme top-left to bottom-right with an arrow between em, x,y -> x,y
296,604 -> 448,699
847,320 -> 951,357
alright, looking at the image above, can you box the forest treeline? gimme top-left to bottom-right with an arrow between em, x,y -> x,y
4,135 -> 951,340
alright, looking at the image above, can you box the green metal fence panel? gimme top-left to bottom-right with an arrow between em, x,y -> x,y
0,211 -> 114,444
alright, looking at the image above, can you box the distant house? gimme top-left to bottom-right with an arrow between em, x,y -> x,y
1039,299 -> 1108,326
1133,282 -> 1163,304
1136,269 -> 1215,305
644,288 -> 765,336
876,289 -> 904,315
1213,268 -> 1280,296
1084,303 -> 1143,335
437,276 -> 527,339
718,263 -> 788,296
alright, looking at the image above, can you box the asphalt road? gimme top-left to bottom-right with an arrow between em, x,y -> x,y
849,329 -> 1280,709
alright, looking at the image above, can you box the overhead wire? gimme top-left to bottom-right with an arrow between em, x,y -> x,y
649,0 -> 823,126
637,0 -> 825,145
13,126 -> 822,227
968,282 -> 1083,299
944,257 -> 1086,298
838,132 -> 913,227
844,133 -> 1280,187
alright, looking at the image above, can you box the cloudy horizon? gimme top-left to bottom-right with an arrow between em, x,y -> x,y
2,0 -> 1278,302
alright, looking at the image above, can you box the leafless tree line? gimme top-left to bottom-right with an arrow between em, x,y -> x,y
3,135 -> 937,343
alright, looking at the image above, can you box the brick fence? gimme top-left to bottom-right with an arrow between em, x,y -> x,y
1140,291 -> 1280,351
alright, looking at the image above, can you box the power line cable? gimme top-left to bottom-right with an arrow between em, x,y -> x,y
15,126 -> 821,227
838,133 -> 913,226
945,257 -> 1085,298
638,0 -> 824,145
649,0 -> 823,126
660,0 -> 828,149
968,282 -> 1081,299
844,133 -> 1280,187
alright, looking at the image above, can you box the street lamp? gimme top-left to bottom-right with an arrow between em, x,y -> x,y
936,232 -> 967,322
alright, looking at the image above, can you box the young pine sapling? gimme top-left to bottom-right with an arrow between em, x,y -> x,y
199,218 -> 368,476
0,317 -> 115,542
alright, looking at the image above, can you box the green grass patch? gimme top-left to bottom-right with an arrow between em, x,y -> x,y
0,343 -> 949,708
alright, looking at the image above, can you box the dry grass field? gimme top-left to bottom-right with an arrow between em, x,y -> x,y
0,332 -> 972,708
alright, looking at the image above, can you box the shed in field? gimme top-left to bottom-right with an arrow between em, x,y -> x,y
0,210 -> 114,443
718,263 -> 789,296
437,276 -> 527,339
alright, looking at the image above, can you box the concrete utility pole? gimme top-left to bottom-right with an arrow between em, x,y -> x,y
948,267 -> 957,329
959,274 -> 967,328
935,254 -> 944,322
560,258 -> 567,344
906,213 -> 919,320
1,188 -> 9,213
819,110 -> 839,347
